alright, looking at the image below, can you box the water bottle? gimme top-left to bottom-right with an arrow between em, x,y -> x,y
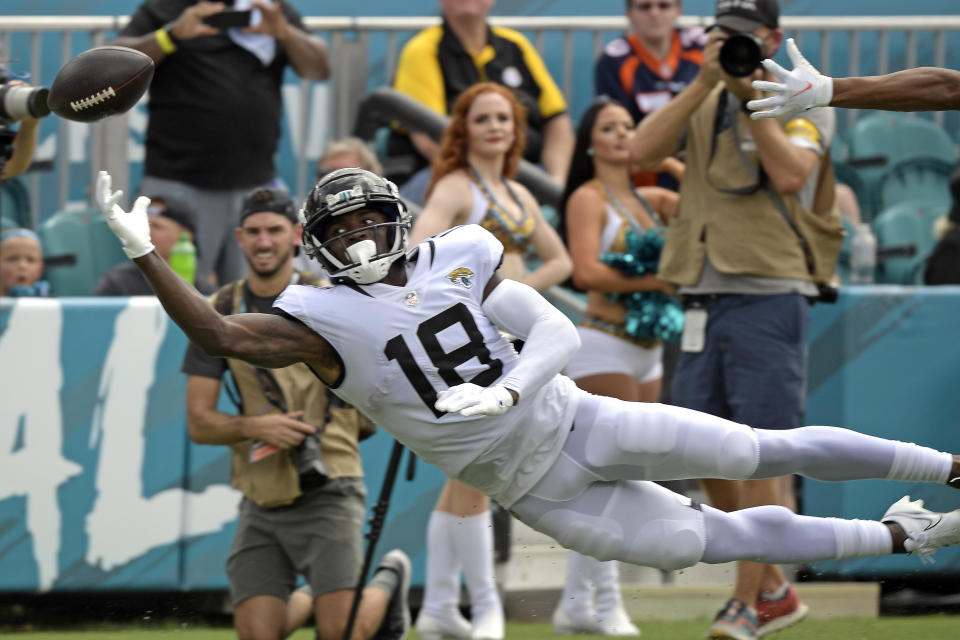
169,232 -> 197,284
850,223 -> 877,284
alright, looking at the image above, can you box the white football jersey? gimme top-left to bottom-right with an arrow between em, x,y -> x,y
276,225 -> 578,507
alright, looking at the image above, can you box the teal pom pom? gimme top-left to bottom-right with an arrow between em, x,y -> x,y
599,228 -> 683,343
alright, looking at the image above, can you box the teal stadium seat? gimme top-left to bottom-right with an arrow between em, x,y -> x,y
37,208 -> 129,295
1,176 -> 32,229
872,200 -> 946,285
846,113 -> 957,219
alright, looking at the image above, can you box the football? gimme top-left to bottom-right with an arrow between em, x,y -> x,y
47,46 -> 154,123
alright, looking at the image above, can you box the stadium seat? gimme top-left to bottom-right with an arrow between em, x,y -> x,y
872,200 -> 947,285
0,176 -> 32,229
846,113 -> 957,220
877,156 -> 954,212
37,208 -> 129,295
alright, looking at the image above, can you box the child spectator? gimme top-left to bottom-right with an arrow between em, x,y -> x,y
1,228 -> 50,297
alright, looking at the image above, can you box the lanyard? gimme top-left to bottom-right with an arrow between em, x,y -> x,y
599,181 -> 664,234
469,165 -> 532,246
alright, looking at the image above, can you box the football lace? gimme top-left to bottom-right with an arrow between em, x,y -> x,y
70,86 -> 117,112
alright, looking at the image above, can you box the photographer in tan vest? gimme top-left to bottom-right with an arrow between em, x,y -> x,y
181,187 -> 411,640
631,1 -> 843,638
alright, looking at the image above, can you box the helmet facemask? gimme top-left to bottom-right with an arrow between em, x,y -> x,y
300,169 -> 411,284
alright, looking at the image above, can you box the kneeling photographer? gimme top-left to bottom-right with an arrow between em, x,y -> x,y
0,70 -> 49,180
630,0 -> 843,636
181,187 -> 408,640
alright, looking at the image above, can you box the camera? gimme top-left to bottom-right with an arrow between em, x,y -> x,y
0,68 -> 50,121
810,282 -> 839,305
294,430 -> 329,490
719,32 -> 766,77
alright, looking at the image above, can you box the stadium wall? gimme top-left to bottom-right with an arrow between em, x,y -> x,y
2,287 -> 960,593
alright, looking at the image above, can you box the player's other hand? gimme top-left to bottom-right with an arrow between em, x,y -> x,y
96,170 -> 154,259
748,38 -> 833,119
435,383 -> 515,417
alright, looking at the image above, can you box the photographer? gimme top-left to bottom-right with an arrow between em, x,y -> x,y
0,80 -> 41,180
181,187 -> 410,640
630,1 -> 843,638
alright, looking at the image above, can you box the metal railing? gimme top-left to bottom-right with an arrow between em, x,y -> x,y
2,15 -> 960,226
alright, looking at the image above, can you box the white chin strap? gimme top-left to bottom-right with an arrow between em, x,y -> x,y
345,239 -> 390,284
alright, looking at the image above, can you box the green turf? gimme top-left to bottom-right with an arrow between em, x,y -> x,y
5,616 -> 960,639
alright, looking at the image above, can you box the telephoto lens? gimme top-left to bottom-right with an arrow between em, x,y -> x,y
0,83 -> 50,120
719,32 -> 765,77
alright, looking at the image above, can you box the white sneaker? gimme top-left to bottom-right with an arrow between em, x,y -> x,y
882,495 -> 960,558
552,606 -> 603,635
416,609 -> 472,640
596,605 -> 641,637
470,607 -> 505,640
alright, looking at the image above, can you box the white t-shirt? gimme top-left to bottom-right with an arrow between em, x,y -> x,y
275,224 -> 578,507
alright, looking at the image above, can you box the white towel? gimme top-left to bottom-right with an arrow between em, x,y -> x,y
226,0 -> 276,67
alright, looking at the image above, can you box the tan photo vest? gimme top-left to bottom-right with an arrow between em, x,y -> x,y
658,84 -> 845,286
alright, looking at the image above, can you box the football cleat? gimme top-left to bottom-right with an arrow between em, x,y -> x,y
882,495 -> 960,559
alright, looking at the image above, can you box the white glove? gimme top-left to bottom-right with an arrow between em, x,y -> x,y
747,38 -> 833,119
96,170 -> 155,259
435,383 -> 515,417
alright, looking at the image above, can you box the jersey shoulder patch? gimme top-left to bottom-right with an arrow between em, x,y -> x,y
603,37 -> 631,58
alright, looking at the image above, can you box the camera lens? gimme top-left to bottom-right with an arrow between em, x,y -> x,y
0,84 -> 50,120
719,33 -> 764,77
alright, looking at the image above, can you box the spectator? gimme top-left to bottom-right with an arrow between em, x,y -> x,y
924,169 -> 960,285
111,0 -> 330,288
389,0 -> 575,204
181,185 -> 410,640
631,1 -> 844,638
95,194 -> 214,296
595,0 -> 704,190
552,98 -> 678,637
0,228 -> 50,297
409,82 -> 572,640
317,137 -> 384,180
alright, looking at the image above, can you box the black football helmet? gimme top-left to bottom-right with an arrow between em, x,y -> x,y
299,168 -> 411,284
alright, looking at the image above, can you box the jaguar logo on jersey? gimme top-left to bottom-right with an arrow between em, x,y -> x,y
446,267 -> 474,289
403,290 -> 421,308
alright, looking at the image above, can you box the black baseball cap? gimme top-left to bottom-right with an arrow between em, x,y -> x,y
144,195 -> 197,238
239,187 -> 298,225
714,0 -> 779,32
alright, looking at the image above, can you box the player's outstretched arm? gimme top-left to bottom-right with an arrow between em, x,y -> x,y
749,38 -> 960,116
96,171 -> 329,372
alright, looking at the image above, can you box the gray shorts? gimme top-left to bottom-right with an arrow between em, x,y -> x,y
227,477 -> 366,605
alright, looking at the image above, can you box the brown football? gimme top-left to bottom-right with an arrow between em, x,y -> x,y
47,46 -> 154,123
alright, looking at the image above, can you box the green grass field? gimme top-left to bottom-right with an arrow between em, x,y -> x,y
6,616 -> 960,639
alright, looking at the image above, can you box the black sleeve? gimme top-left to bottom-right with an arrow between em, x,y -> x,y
182,340 -> 228,379
118,0 -> 171,37
93,271 -> 121,296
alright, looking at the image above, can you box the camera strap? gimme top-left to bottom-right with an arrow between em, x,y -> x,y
707,90 -> 817,281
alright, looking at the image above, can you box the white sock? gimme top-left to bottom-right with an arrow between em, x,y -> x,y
449,511 -> 502,619
593,559 -> 624,617
560,551 -> 598,615
422,511 -> 463,619
701,504 -> 893,564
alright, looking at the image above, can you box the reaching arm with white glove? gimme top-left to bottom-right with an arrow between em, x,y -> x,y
96,171 -> 155,258
747,38 -> 833,119
434,277 -> 581,418
750,38 -> 960,117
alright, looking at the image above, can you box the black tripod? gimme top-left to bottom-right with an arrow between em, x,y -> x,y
341,440 -> 416,640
